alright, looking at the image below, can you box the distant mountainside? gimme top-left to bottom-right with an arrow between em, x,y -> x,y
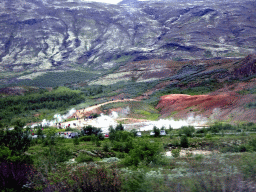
0,0 -> 256,86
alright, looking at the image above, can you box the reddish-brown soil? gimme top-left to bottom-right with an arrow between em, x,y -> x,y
156,92 -> 256,123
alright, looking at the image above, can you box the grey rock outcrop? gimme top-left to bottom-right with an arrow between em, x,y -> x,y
0,0 -> 255,78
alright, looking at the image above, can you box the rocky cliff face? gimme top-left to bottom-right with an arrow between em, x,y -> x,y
0,0 -> 256,82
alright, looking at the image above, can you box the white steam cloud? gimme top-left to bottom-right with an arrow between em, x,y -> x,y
30,108 -> 76,128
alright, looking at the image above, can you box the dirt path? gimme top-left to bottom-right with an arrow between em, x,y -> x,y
73,99 -> 140,118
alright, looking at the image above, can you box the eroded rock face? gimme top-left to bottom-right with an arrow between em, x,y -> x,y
234,54 -> 256,78
0,0 -> 256,78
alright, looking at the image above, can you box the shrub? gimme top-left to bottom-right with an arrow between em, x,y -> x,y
249,138 -> 256,151
180,136 -> 189,148
115,123 -> 124,131
130,129 -> 138,137
82,125 -> 102,136
28,165 -> 122,191
194,154 -> 204,161
109,130 -> 133,142
90,113 -> 100,118
73,136 -> 80,145
0,120 -> 32,158
76,153 -> 93,163
112,141 -> 126,152
103,142 -> 111,152
97,133 -> 105,141
79,136 -> 92,142
96,140 -> 101,147
179,126 -> 195,137
240,153 -> 256,180
196,128 -> 208,134
34,145 -> 73,175
171,148 -> 180,158
153,126 -> 160,137
124,139 -> 162,166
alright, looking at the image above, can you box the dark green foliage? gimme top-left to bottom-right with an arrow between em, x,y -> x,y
88,81 -> 158,99
130,129 -> 138,137
108,125 -> 115,134
153,126 -> 160,137
249,138 -> 256,151
90,113 -> 100,118
109,130 -> 133,142
97,133 -> 105,141
0,87 -> 84,125
0,121 -> 32,163
124,139 -> 162,166
122,171 -> 147,192
12,71 -> 100,88
76,153 -> 93,163
73,136 -> 80,145
180,136 -> 189,148
179,126 -> 195,137
82,125 -> 102,136
171,148 -> 181,158
103,142 -> 111,152
65,127 -> 73,131
109,131 -> 134,153
209,123 -> 236,133
196,127 -> 209,134
115,123 -> 124,131
34,145 -> 73,175
42,137 -> 56,147
240,153 -> 256,180
79,136 -> 92,142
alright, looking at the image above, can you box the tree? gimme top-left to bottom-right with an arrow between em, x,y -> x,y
0,120 -> 32,163
82,125 -> 102,136
179,126 -> 195,137
180,136 -> 189,148
153,126 -> 160,137
115,123 -> 124,131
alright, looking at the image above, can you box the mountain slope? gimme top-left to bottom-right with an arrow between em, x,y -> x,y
0,0 -> 256,86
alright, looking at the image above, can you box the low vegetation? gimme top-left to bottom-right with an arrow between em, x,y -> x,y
1,120 -> 256,191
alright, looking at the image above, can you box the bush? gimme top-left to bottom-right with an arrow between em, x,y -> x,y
115,123 -> 124,131
109,130 -> 133,142
90,113 -> 100,118
97,133 -> 105,141
196,128 -> 208,134
73,136 -> 80,145
82,125 -> 102,136
96,140 -> 101,147
79,136 -> 92,142
28,165 -> 122,191
180,136 -> 189,148
0,120 -> 32,158
34,145 -> 73,175
171,148 -> 180,158
112,141 -> 126,152
179,126 -> 195,137
124,139 -> 162,166
153,126 -> 160,137
130,129 -> 138,137
103,142 -> 111,152
249,138 -> 256,151
76,153 -> 93,163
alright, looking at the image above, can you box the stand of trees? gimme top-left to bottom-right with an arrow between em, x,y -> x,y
0,87 -> 84,126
